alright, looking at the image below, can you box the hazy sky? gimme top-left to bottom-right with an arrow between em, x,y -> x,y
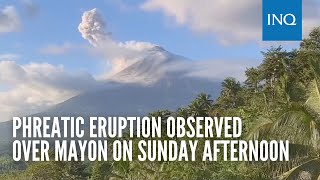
0,0 -> 319,120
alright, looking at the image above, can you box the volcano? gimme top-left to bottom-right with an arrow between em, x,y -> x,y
36,46 -> 221,117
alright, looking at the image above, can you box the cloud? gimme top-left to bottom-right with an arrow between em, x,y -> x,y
141,0 -> 320,44
21,0 -> 39,17
0,53 -> 20,60
0,61 -> 100,120
0,6 -> 21,33
182,60 -> 258,82
302,0 -> 320,37
40,43 -> 74,55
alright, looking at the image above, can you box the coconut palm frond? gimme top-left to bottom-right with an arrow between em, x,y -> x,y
246,117 -> 274,140
305,79 -> 320,118
277,158 -> 320,180
272,110 -> 318,148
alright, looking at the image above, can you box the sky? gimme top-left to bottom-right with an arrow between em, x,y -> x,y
0,0 -> 319,120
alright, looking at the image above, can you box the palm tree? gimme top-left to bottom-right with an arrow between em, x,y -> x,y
148,110 -> 172,121
247,56 -> 320,178
248,70 -> 320,151
176,107 -> 190,118
249,41 -> 320,147
218,77 -> 241,108
188,93 -> 213,117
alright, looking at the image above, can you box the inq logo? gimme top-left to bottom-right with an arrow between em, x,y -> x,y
267,14 -> 296,26
262,0 -> 302,41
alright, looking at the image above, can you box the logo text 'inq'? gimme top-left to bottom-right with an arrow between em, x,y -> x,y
267,14 -> 297,26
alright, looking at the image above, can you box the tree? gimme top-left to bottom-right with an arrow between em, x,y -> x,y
245,67 -> 261,93
90,161 -> 112,180
188,93 -> 213,116
247,61 -> 320,151
148,110 -> 172,121
300,27 -> 320,50
25,161 -> 65,180
218,77 -> 241,108
25,151 -> 89,180
292,27 -> 320,84
259,46 -> 296,99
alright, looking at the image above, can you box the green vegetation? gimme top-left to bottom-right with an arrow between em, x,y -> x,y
1,27 -> 320,179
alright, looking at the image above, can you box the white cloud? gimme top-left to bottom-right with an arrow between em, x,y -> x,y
302,0 -> 320,37
0,6 -> 21,33
182,60 -> 258,82
141,0 -> 320,44
0,61 -> 100,120
0,53 -> 20,60
40,43 -> 74,55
